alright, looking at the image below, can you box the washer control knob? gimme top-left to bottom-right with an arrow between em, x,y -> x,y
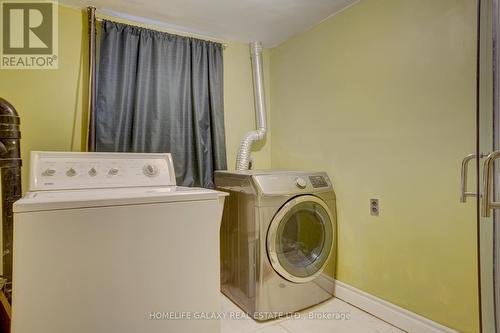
108,168 -> 119,176
88,167 -> 97,177
295,177 -> 307,189
42,168 -> 56,176
66,168 -> 77,177
143,164 -> 159,177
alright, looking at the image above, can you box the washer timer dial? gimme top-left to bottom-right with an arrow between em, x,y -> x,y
143,164 -> 159,177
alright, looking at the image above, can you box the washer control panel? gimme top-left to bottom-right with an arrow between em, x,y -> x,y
30,152 -> 176,191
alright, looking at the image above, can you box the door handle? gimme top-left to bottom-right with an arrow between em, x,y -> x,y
482,151 -> 500,217
461,154 -> 478,202
461,153 -> 487,203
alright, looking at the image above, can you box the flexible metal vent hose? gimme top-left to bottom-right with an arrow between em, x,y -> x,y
235,41 -> 267,171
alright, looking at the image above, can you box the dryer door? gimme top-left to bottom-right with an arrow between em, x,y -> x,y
267,195 -> 334,283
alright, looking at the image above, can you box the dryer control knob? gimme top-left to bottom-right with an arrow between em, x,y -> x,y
295,177 -> 307,189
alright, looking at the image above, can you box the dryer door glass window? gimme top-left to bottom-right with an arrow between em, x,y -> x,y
268,195 -> 334,283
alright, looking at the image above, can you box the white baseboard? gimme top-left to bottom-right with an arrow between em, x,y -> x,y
321,275 -> 458,333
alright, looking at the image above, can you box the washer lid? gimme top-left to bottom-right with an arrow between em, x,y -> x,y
14,186 -> 225,213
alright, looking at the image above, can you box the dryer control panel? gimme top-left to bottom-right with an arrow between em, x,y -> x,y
309,175 -> 329,188
30,151 -> 177,191
252,171 -> 332,195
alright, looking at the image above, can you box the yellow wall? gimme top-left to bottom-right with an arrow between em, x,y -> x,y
0,5 -> 88,191
269,1 -> 478,332
0,5 -> 271,191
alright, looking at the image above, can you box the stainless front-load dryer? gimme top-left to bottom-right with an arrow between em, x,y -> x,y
215,170 -> 336,320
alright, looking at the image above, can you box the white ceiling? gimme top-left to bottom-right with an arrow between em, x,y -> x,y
60,0 -> 358,47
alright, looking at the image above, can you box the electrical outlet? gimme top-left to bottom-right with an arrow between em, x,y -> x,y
370,199 -> 379,216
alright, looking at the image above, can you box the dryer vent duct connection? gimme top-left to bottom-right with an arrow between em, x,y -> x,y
235,41 -> 267,171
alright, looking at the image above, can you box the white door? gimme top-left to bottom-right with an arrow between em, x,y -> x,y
473,0 -> 499,331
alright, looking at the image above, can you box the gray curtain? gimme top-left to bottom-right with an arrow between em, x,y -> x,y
95,20 -> 226,188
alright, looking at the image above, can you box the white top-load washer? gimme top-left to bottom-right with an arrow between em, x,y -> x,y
12,151 -> 227,333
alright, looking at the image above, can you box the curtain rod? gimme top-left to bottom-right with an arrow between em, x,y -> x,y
91,11 -> 228,50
